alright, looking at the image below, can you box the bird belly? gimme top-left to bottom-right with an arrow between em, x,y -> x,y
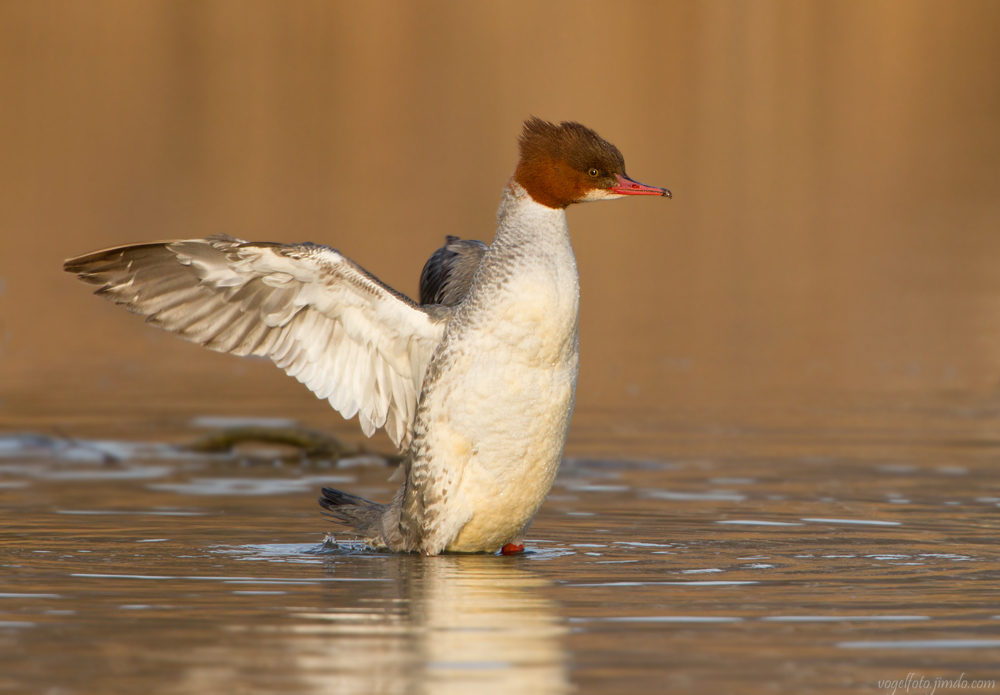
420,268 -> 580,553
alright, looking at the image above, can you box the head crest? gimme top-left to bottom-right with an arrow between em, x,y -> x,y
518,118 -> 625,173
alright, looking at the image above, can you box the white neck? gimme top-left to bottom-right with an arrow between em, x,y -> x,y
493,181 -> 569,249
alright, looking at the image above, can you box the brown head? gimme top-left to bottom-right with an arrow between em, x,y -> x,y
512,117 -> 671,209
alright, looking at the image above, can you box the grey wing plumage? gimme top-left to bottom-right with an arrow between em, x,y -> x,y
64,234 -> 447,449
419,235 -> 487,306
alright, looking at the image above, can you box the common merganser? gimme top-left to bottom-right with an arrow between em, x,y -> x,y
64,118 -> 670,555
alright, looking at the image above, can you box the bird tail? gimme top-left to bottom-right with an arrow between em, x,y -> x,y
318,487 -> 386,537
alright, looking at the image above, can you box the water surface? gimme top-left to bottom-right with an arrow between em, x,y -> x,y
1,409 -> 999,694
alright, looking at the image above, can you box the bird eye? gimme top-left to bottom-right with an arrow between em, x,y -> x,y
588,168 -> 600,177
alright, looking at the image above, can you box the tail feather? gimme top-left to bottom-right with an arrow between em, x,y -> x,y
319,487 -> 386,536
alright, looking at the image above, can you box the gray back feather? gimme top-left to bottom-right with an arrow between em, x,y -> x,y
419,235 -> 487,307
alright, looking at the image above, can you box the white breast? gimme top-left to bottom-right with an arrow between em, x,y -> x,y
416,186 -> 581,552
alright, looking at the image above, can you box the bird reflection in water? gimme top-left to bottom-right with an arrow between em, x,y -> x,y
292,554 -> 570,695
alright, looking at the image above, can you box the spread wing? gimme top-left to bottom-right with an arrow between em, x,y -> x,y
64,235 -> 449,449
419,235 -> 487,306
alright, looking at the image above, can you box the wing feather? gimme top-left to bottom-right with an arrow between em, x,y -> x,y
65,235 -> 449,449
419,235 -> 487,306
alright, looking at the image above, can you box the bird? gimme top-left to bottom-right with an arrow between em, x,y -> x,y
64,117 -> 670,555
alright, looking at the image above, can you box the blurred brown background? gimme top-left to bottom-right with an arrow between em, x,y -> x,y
2,0 -> 1000,445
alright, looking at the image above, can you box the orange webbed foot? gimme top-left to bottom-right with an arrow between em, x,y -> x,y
500,543 -> 525,555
